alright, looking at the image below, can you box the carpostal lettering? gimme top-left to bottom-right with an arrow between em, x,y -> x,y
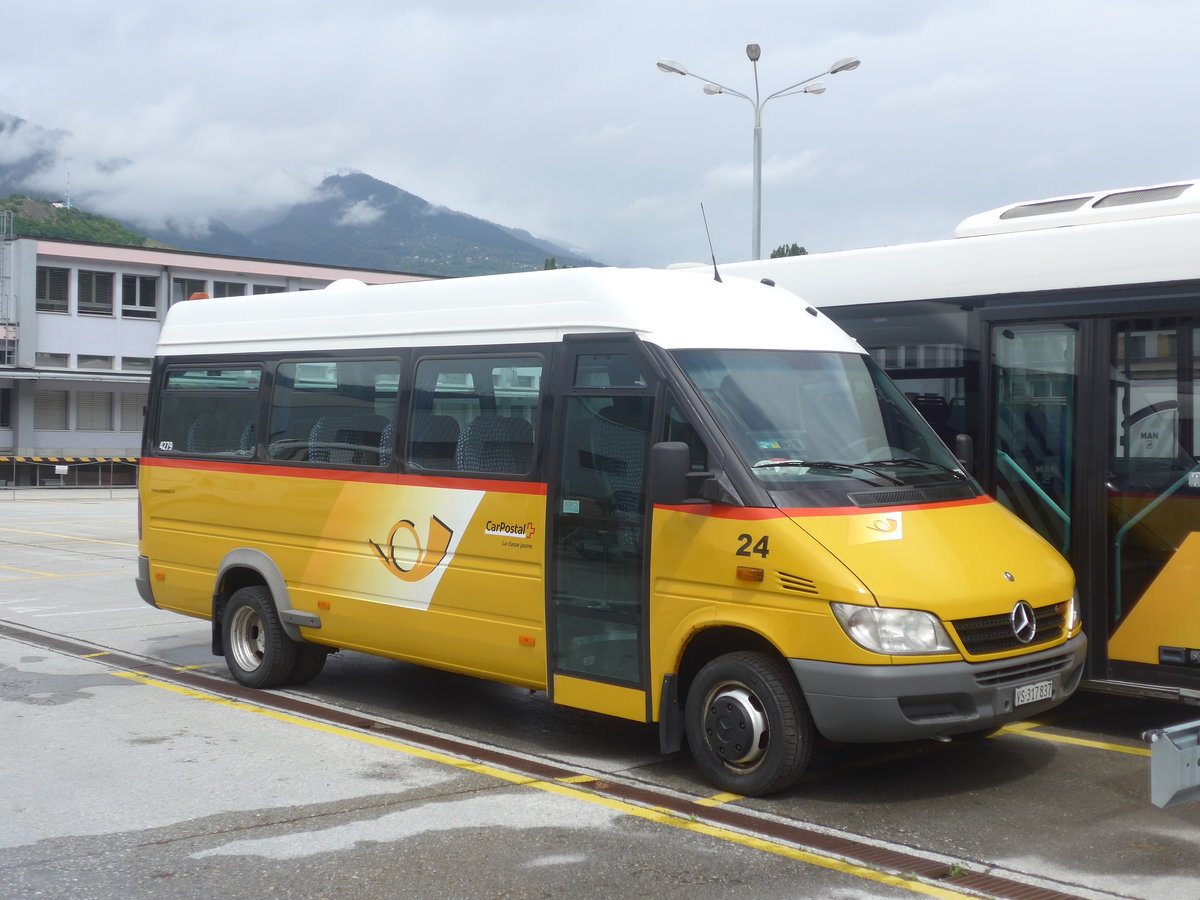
485,520 -> 537,539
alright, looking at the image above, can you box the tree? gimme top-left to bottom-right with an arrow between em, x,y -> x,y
769,243 -> 807,258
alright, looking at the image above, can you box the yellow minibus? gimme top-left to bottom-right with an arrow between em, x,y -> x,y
137,266 -> 1084,795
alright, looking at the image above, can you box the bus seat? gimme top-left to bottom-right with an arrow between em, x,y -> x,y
410,414 -> 460,470
186,412 -> 246,455
593,402 -> 649,514
308,414 -> 390,465
455,414 -> 534,474
238,421 -> 257,456
379,421 -> 394,467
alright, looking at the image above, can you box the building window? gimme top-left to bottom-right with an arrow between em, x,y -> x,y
120,393 -> 144,432
121,274 -> 159,319
78,271 -> 115,316
253,284 -> 286,294
172,278 -> 207,304
36,266 -> 69,313
213,281 -> 247,298
122,357 -> 153,371
0,388 -> 10,428
76,391 -> 114,431
78,354 -> 114,370
35,352 -> 70,368
34,390 -> 69,430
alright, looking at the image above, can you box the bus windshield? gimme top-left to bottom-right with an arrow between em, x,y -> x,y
673,348 -> 978,506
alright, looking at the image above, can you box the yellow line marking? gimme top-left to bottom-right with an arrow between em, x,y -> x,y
0,571 -> 128,582
83,651 -> 112,658
695,791 -> 743,807
998,722 -> 1149,756
0,526 -> 137,548
0,565 -> 58,577
557,774 -> 596,784
111,670 -> 975,899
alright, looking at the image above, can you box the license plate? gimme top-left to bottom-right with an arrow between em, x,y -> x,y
1015,679 -> 1054,707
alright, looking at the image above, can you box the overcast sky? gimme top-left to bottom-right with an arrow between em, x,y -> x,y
4,1 -> 1199,269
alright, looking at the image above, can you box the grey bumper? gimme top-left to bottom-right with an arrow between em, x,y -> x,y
790,632 -> 1088,743
135,556 -> 158,607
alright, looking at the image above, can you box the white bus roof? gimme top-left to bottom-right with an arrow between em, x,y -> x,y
716,179 -> 1200,307
154,266 -> 862,357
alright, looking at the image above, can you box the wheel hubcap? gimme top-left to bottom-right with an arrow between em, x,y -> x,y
229,605 -> 265,672
703,685 -> 768,766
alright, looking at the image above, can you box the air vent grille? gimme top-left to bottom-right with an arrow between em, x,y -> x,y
778,572 -> 820,595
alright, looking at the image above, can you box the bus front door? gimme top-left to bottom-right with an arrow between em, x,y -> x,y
548,340 -> 657,722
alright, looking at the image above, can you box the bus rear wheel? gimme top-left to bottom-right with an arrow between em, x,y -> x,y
222,586 -> 298,689
685,651 -> 813,796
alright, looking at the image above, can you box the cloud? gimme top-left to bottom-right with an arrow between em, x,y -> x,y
335,199 -> 386,227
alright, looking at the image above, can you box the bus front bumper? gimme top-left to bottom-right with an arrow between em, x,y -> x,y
789,633 -> 1087,743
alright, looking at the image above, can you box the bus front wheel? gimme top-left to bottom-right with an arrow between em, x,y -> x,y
222,586 -> 298,689
685,651 -> 813,796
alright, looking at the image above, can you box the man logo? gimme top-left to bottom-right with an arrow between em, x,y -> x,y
370,516 -> 453,583
1010,600 -> 1038,644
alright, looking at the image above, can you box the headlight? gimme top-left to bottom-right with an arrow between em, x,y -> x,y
831,602 -> 956,655
1061,590 -> 1081,634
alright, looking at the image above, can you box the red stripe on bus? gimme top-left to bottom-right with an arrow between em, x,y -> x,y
140,456 -> 548,495
654,495 -> 994,519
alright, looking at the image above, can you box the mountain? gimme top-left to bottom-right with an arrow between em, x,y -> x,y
0,195 -> 168,248
232,172 -> 601,276
0,110 -> 602,276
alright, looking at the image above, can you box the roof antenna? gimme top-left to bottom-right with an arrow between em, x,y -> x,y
700,203 -> 722,283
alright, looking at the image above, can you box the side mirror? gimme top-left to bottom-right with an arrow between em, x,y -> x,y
954,433 -> 975,474
650,441 -> 691,506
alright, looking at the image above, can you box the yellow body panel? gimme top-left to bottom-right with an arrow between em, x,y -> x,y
553,675 -> 647,721
142,461 -> 548,688
792,500 -> 1074,620
1109,531 -> 1200,664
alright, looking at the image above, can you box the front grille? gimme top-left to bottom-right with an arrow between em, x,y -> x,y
952,603 -> 1065,655
778,572 -> 820,594
848,482 -> 978,507
973,651 -> 1077,688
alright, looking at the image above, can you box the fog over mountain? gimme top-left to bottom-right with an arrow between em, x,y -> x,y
0,112 -> 600,276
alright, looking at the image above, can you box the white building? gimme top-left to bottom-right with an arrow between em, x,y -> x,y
0,233 -> 432,485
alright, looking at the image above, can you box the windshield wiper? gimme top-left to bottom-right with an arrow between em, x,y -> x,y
752,459 -> 904,486
857,457 -> 965,478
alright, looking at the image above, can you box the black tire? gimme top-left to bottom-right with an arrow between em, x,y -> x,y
685,650 -> 814,796
222,586 -> 297,688
287,643 -> 330,686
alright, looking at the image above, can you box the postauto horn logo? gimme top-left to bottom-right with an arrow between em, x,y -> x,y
370,516 -> 453,583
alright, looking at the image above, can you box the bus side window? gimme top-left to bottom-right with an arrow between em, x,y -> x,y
155,367 -> 262,458
268,359 -> 401,466
409,356 -> 542,475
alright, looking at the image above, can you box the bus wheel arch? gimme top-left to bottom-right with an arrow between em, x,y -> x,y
211,549 -> 302,654
211,552 -> 330,688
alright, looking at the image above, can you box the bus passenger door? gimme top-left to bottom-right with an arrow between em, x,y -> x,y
548,339 -> 658,722
1106,318 -> 1200,684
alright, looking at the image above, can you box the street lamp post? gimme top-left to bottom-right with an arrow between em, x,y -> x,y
657,45 -> 860,260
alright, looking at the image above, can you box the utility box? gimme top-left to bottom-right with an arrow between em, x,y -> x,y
1144,719 -> 1200,808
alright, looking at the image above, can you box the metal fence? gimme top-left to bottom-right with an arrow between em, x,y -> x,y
0,457 -> 139,489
